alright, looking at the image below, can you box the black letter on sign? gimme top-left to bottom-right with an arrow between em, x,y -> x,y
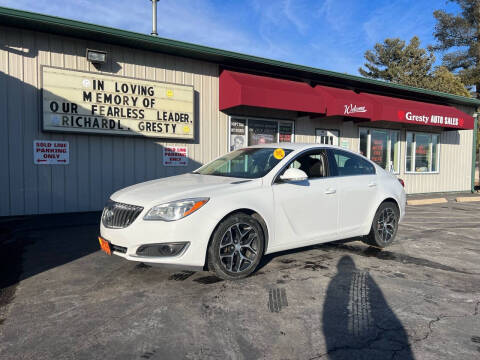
93,80 -> 104,91
50,101 -> 59,113
83,91 -> 92,102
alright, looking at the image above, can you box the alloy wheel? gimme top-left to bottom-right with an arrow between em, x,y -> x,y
376,208 -> 397,243
219,223 -> 259,273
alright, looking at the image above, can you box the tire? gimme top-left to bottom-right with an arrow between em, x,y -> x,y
207,213 -> 264,280
362,201 -> 399,248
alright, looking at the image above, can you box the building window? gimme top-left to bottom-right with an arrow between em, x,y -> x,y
229,117 -> 294,151
315,129 -> 340,145
406,132 -> 440,173
359,128 -> 400,173
230,119 -> 247,151
279,122 -> 294,142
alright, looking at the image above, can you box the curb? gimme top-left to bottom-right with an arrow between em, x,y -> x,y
407,195 -> 480,205
456,196 -> 480,203
407,198 -> 448,206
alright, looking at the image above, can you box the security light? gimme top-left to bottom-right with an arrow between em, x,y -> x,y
86,49 -> 107,64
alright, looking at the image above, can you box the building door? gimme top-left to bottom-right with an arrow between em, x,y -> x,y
316,129 -> 339,146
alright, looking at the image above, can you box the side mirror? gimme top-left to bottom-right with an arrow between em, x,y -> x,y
280,168 -> 308,182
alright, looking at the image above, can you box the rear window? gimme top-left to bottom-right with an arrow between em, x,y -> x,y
329,149 -> 375,176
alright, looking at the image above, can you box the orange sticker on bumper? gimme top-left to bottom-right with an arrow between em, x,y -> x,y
98,236 -> 111,255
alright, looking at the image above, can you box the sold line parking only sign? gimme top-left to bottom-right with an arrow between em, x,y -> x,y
34,140 -> 69,165
163,146 -> 188,166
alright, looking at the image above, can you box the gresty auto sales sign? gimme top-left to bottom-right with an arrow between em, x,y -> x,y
397,110 -> 464,128
341,91 -> 473,129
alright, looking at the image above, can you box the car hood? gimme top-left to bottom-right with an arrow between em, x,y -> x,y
110,173 -> 257,207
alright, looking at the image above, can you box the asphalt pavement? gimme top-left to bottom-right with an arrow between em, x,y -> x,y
0,199 -> 479,359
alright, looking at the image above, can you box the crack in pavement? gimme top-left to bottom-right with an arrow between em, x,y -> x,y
309,300 -> 480,360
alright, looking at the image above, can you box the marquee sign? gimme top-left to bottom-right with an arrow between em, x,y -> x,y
42,67 -> 194,139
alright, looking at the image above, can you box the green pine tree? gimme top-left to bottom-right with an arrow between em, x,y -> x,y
432,0 -> 480,97
359,36 -> 470,97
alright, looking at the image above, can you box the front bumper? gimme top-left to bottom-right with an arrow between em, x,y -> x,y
99,209 -> 217,268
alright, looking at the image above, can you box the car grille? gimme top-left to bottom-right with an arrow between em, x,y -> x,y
102,200 -> 144,229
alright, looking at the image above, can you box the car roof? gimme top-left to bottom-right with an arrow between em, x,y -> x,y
247,142 -> 343,151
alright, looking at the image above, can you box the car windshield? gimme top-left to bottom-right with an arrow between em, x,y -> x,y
195,148 -> 293,179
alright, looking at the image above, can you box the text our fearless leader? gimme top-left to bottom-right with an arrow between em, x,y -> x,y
42,67 -> 194,139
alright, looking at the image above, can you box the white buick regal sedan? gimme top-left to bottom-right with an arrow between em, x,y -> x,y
99,143 -> 406,280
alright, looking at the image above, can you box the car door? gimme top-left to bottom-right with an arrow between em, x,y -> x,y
326,149 -> 378,237
271,149 -> 339,250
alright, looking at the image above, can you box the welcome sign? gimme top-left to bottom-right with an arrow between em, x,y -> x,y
42,67 -> 194,139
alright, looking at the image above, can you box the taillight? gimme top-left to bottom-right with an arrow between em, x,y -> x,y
398,178 -> 405,187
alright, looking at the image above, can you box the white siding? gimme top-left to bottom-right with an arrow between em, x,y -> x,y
0,27 -> 228,216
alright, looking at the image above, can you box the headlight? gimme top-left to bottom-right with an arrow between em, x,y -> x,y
143,198 -> 209,221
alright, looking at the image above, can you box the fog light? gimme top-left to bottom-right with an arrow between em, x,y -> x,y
136,242 -> 189,257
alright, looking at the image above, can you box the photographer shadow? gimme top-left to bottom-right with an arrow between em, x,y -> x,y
322,256 -> 415,359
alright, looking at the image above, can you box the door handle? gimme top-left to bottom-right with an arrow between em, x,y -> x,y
368,182 -> 377,188
325,188 -> 336,194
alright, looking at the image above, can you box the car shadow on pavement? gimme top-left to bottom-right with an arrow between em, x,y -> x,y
255,238 -> 358,272
0,212 -> 101,322
257,237 -> 470,276
322,255 -> 415,359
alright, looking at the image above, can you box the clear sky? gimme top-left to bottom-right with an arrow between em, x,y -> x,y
0,0 -> 461,75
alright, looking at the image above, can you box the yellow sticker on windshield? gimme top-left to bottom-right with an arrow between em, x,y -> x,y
273,148 -> 285,160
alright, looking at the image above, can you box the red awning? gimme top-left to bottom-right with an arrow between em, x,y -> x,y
362,93 -> 474,130
314,85 -> 375,120
219,70 -> 326,113
219,70 -> 474,130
